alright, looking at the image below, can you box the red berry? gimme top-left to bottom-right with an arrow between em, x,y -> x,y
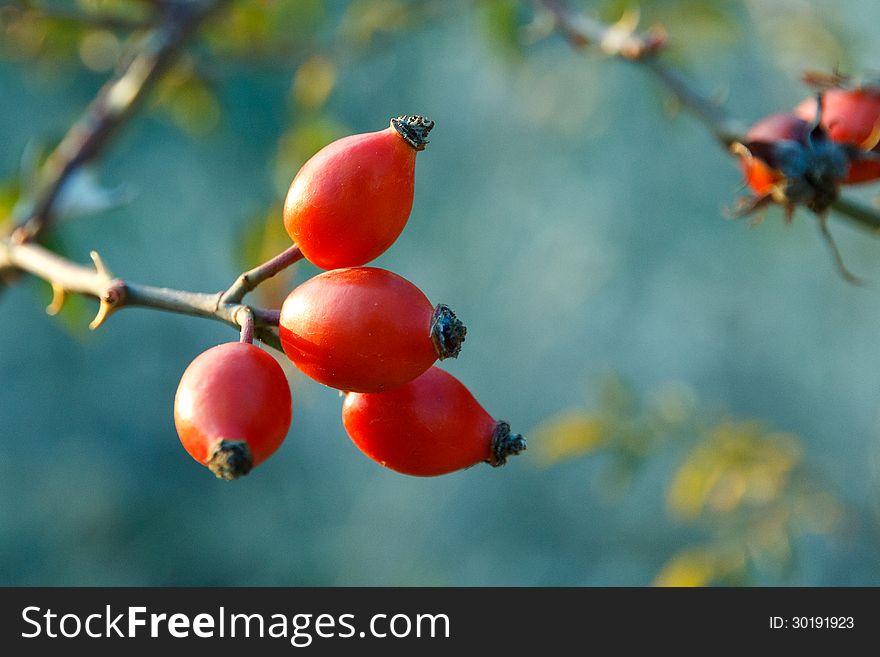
174,342 -> 292,480
739,113 -> 812,196
342,367 -> 526,476
279,267 -> 465,393
283,115 -> 434,269
795,88 -> 880,183
734,111 -> 849,214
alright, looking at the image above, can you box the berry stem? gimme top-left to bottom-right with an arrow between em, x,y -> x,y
489,421 -> 527,467
222,243 -> 304,305
237,307 -> 255,344
430,304 -> 466,360
207,439 -> 254,480
390,115 -> 434,151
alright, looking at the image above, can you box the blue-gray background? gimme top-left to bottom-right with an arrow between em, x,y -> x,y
2,0 -> 880,585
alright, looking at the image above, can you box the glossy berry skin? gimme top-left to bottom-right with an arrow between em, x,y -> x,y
739,113 -> 811,196
342,367 -> 526,477
279,267 -> 464,393
283,116 -> 433,269
174,342 -> 292,480
795,88 -> 880,183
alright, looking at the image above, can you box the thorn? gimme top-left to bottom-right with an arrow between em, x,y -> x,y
729,141 -> 753,162
601,8 -> 640,56
727,194 -> 773,219
818,214 -> 863,285
46,283 -> 66,316
89,300 -> 113,330
90,250 -> 113,280
88,282 -> 125,330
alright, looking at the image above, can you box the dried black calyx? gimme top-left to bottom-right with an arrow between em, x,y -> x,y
489,422 -> 527,467
430,304 -> 466,360
391,115 -> 434,151
207,439 -> 254,480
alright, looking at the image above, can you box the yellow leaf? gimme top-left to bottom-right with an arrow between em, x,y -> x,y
653,549 -> 716,587
292,56 -> 337,111
532,412 -> 606,466
668,421 -> 803,520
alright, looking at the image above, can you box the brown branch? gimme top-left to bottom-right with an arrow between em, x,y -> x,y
11,0 -> 231,243
221,244 -> 304,305
826,197 -> 880,233
537,0 -> 880,232
0,239 -> 283,351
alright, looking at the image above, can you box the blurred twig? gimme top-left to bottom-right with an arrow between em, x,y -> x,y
0,239 -> 283,350
11,0 -> 231,243
537,0 -> 880,233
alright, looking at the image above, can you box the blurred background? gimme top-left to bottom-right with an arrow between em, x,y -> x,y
2,0 -> 880,586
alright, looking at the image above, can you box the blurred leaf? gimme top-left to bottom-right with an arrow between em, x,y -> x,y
667,422 -> 801,520
339,0 -> 417,49
0,178 -> 21,233
741,0 -> 855,75
204,0 -> 326,57
273,116 -> 349,193
653,545 -> 746,587
78,28 -> 121,72
1,0 -> 146,65
476,0 -> 527,58
236,204 -> 298,309
75,0 -> 151,22
292,55 -> 337,110
533,412 -> 606,465
150,58 -> 221,136
1,10 -> 83,62
652,547 -> 717,587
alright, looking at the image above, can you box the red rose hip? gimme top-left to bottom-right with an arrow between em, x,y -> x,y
174,342 -> 292,480
283,115 -> 434,269
738,112 -> 813,196
795,87 -> 880,183
342,367 -> 526,476
279,267 -> 465,393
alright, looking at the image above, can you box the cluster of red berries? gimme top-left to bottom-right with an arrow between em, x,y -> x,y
736,76 -> 880,214
173,116 -> 526,480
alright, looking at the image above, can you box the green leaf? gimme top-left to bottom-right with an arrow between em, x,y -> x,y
149,59 -> 221,136
477,0 -> 526,58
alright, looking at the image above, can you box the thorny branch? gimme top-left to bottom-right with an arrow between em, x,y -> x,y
11,0 -> 231,243
0,0 -> 296,349
537,0 -> 880,233
0,240 -> 284,351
